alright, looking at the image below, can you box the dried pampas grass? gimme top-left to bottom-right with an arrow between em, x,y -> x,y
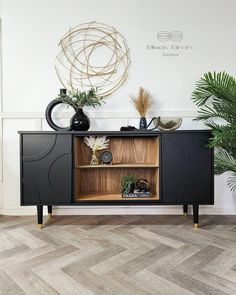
130,87 -> 153,117
84,136 -> 110,152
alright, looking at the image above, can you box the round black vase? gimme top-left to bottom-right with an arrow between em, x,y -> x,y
139,117 -> 147,129
70,108 -> 90,131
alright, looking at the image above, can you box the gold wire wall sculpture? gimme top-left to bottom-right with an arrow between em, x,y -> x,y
55,21 -> 130,98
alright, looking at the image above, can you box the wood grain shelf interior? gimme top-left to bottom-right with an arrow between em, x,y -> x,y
74,136 -> 159,166
74,136 -> 160,201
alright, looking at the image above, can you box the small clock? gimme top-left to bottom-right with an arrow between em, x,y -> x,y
101,151 -> 113,164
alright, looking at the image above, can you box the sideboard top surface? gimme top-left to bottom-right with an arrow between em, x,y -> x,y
18,130 -> 211,136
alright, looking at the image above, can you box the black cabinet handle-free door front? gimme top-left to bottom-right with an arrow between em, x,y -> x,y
21,134 -> 73,205
161,132 -> 213,204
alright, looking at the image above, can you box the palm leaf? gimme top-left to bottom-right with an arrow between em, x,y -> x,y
214,148 -> 236,175
204,124 -> 236,155
192,71 -> 236,107
194,105 -> 224,121
227,172 -> 236,191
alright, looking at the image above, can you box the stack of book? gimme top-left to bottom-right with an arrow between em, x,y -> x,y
122,189 -> 151,198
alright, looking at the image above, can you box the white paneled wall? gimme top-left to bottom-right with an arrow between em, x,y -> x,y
1,0 -> 236,215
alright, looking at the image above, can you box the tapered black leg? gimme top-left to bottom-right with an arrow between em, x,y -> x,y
37,205 -> 43,229
193,204 -> 199,228
48,205 -> 52,217
183,204 -> 188,216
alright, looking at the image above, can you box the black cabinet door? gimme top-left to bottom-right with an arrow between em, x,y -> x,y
21,134 -> 72,205
161,132 -> 213,204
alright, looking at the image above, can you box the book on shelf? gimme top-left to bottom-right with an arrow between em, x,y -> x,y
122,190 -> 152,198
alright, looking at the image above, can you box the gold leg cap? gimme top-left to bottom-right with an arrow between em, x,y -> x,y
183,213 -> 187,217
38,224 -> 43,229
48,213 -> 52,218
194,223 -> 199,229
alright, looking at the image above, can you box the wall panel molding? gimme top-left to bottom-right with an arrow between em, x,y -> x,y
0,110 -> 198,119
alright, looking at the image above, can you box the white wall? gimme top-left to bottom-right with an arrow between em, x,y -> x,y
1,0 -> 236,215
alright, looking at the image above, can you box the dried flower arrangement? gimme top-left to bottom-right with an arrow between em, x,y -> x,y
84,136 -> 110,165
130,87 -> 153,117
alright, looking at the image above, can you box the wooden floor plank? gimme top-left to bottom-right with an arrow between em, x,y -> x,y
0,215 -> 236,295
0,270 -> 25,295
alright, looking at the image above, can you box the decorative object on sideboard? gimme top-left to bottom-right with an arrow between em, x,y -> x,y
120,118 -> 159,131
45,89 -> 74,131
157,117 -> 182,131
136,178 -> 151,192
120,126 -> 138,131
55,21 -> 130,98
121,176 -> 152,198
122,190 -> 151,198
45,88 -> 103,131
101,150 -> 113,165
192,71 -> 236,191
146,117 -> 160,130
56,88 -> 103,131
130,87 -> 153,129
84,136 -> 110,165
121,175 -> 137,194
70,108 -> 90,131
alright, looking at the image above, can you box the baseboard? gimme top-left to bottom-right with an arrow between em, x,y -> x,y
0,208 -> 36,215
1,206 -> 236,215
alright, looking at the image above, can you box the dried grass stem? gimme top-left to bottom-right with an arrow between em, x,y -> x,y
130,87 -> 153,117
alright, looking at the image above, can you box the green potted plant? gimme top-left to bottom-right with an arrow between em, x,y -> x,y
57,88 -> 104,131
121,175 -> 137,194
192,71 -> 236,190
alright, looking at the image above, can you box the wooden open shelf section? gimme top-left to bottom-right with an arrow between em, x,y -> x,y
74,167 -> 159,201
75,136 -> 159,166
74,136 -> 160,201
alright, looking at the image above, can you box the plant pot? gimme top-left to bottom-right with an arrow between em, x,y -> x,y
139,117 -> 147,129
123,181 -> 135,194
70,108 -> 90,131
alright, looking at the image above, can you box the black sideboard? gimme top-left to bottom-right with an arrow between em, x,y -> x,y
18,130 -> 214,228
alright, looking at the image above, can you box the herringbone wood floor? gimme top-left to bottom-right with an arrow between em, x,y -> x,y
1,215 -> 236,295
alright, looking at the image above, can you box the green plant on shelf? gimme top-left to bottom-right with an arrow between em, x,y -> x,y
121,175 -> 137,194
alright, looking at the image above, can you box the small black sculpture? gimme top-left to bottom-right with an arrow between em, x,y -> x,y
136,178 -> 150,192
120,117 -> 160,132
45,89 -> 74,131
120,126 -> 137,131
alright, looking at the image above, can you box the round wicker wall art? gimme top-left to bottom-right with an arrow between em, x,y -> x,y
55,21 -> 130,98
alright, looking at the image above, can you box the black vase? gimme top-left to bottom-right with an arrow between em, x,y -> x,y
139,117 -> 147,129
70,108 -> 90,131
